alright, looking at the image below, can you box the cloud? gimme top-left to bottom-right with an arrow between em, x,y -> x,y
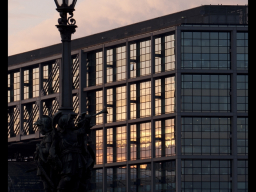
9,13 -> 40,20
8,0 -> 248,56
8,12 -> 61,56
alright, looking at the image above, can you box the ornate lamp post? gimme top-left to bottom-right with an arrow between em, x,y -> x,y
54,0 -> 77,115
32,3 -> 107,191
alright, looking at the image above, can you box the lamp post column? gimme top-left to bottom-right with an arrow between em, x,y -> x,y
56,19 -> 77,115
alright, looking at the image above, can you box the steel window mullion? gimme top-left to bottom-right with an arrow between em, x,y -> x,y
231,29 -> 238,192
102,44 -> 107,192
175,26 -> 181,192
29,68 -> 33,98
150,33 -> 155,192
79,50 -> 87,114
126,39 -> 131,192
136,42 -> 140,78
19,68 -> 23,140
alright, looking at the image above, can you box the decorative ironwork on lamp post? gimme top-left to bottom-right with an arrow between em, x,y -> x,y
54,0 -> 77,115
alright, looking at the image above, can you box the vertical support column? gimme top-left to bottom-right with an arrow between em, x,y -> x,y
36,63 -> 43,138
136,124 -> 140,160
161,35 -> 165,72
79,50 -> 87,114
113,88 -> 116,122
29,68 -> 33,98
161,78 -> 165,114
175,26 -> 182,192
126,39 -> 131,192
19,68 -> 24,138
102,44 -> 107,192
39,63 -> 43,119
136,41 -> 140,78
113,48 -> 116,82
231,29 -> 238,192
58,38 -> 73,113
150,33 -> 155,192
136,83 -> 140,119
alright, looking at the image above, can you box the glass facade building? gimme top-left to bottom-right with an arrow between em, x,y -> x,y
8,5 -> 248,192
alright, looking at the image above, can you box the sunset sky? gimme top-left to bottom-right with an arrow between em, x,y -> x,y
8,0 -> 248,56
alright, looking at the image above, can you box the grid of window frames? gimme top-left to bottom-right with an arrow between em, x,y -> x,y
8,27 -> 248,192
73,94 -> 79,123
8,106 -> 20,138
87,51 -> 103,87
181,31 -> 231,69
107,45 -> 126,83
107,126 -> 127,163
24,70 -> 30,99
237,117 -> 248,155
14,72 -> 20,101
130,124 -> 137,161
181,74 -> 231,112
96,90 -> 103,125
23,103 -> 39,135
155,76 -> 175,115
130,122 -> 151,160
237,75 -> 248,113
106,166 -> 126,192
72,56 -> 79,89
88,168 -> 103,192
43,65 -> 49,94
130,39 -> 151,78
181,117 -> 231,155
155,160 -> 176,192
237,32 -> 248,70
96,129 -> 103,165
181,160 -> 231,191
33,68 -> 39,97
86,90 -> 103,125
155,33 -> 175,73
237,160 -> 248,192
107,86 -> 126,123
130,81 -> 151,119
23,68 -> 39,99
42,99 -> 59,118
50,62 -> 59,93
155,119 -> 175,157
130,164 -> 151,192
42,62 -> 59,95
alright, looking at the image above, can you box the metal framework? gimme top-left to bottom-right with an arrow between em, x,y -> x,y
8,5 -> 248,192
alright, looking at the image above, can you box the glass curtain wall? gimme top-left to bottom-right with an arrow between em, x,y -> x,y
181,31 -> 231,69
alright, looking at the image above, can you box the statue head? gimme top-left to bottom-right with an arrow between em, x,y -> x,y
34,115 -> 52,135
52,111 -> 77,132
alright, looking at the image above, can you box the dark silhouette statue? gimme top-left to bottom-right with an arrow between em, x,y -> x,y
33,108 -> 107,192
34,115 -> 59,192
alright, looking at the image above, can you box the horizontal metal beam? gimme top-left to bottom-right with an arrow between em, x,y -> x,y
152,26 -> 176,36
104,80 -> 126,88
104,39 -> 127,48
8,50 -> 80,71
180,112 -> 234,116
179,26 -> 248,31
153,70 -> 175,78
180,69 -> 234,74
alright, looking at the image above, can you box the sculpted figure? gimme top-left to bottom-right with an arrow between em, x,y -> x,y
34,115 -> 58,192
49,111 -> 94,192
33,108 -> 106,192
